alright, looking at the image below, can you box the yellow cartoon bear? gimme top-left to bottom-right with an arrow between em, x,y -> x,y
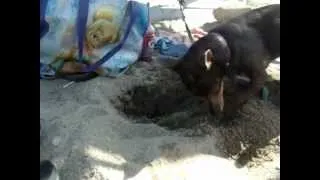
52,5 -> 120,75
93,6 -> 115,22
86,6 -> 120,49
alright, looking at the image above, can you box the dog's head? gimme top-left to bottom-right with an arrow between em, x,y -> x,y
173,33 -> 230,116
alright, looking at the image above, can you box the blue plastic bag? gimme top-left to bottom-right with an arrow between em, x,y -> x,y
40,0 -> 150,79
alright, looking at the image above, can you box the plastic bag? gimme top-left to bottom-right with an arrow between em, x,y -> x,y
40,0 -> 150,79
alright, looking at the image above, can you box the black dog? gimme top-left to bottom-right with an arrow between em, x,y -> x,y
173,4 -> 280,120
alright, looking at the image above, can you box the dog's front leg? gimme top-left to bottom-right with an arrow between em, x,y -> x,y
238,68 -> 267,104
222,68 -> 267,122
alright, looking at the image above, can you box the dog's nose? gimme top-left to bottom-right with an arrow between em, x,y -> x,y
209,104 -> 223,118
208,95 -> 224,120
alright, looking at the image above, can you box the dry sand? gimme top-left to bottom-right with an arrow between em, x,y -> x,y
40,59 -> 279,180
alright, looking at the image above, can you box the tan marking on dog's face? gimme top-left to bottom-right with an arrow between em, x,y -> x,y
208,79 -> 225,115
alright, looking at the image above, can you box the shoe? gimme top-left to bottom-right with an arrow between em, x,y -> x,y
40,160 -> 59,180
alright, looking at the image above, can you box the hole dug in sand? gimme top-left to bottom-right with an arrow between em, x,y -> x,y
113,70 -> 280,168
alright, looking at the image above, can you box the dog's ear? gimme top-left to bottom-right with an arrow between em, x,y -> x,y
204,49 -> 214,70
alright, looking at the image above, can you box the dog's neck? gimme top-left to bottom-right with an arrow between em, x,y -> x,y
210,33 -> 252,83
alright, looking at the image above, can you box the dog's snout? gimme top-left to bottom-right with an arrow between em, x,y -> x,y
209,98 -> 223,114
208,88 -> 224,118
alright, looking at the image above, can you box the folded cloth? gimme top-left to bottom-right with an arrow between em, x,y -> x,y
153,37 -> 189,58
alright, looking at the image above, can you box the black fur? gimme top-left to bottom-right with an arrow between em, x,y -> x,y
174,4 -> 280,120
